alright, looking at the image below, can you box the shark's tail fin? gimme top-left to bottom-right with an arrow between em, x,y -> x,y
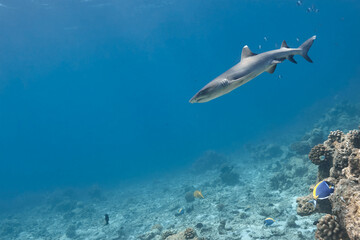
299,35 -> 316,63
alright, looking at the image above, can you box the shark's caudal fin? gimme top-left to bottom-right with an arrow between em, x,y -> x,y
299,35 -> 316,63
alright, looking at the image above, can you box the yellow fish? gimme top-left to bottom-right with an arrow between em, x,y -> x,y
194,190 -> 204,199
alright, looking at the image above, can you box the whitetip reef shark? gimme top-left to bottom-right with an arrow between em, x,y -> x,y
189,35 -> 316,103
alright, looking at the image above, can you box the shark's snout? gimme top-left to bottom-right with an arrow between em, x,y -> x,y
189,93 -> 202,103
189,96 -> 197,103
189,81 -> 224,103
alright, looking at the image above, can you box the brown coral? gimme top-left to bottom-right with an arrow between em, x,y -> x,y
309,144 -> 333,180
347,152 -> 360,179
184,228 -> 197,239
315,214 -> 349,240
165,228 -> 199,240
296,194 -> 315,216
328,130 -> 344,144
348,130 -> 360,149
296,190 -> 331,216
309,144 -> 332,165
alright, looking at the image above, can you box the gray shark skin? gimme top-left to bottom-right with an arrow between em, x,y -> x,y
189,35 -> 316,103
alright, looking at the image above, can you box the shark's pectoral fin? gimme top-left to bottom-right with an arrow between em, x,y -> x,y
266,64 -> 277,74
287,55 -> 297,64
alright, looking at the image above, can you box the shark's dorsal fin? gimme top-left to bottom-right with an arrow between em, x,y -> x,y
241,45 -> 257,60
266,64 -> 277,74
281,40 -> 289,48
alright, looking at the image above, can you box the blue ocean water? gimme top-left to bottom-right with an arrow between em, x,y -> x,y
0,0 -> 359,210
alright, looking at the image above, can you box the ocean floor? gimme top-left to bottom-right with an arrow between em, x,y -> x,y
1,101 -> 359,240
0,153 -> 323,240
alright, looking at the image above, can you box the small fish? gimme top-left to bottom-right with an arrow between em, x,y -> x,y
104,214 -> 109,225
296,0 -> 302,6
264,218 -> 275,226
308,181 -> 335,208
258,44 -> 262,49
194,190 -> 204,199
174,208 -> 185,217
264,37 -> 268,42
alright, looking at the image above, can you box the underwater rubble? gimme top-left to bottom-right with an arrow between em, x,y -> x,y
297,128 -> 360,240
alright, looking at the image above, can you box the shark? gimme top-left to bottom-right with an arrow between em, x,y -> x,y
189,35 -> 316,103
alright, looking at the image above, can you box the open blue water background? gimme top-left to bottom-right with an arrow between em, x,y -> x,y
0,0 -> 359,200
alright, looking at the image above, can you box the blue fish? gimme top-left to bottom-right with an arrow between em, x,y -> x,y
174,208 -> 185,217
264,218 -> 275,226
309,181 -> 335,208
178,208 -> 185,215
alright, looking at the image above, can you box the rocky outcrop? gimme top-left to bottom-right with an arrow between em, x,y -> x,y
297,128 -> 360,239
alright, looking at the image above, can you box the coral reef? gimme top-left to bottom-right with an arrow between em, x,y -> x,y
331,179 -> 360,240
164,228 -> 201,240
297,128 -> 360,239
308,144 -> 333,180
296,194 -> 315,216
308,144 -> 332,165
315,214 -> 349,240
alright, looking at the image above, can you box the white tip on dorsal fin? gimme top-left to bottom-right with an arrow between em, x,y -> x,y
241,45 -> 257,60
281,40 -> 289,48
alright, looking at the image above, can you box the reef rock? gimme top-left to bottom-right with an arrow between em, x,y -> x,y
164,228 -> 202,240
297,128 -> 360,239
